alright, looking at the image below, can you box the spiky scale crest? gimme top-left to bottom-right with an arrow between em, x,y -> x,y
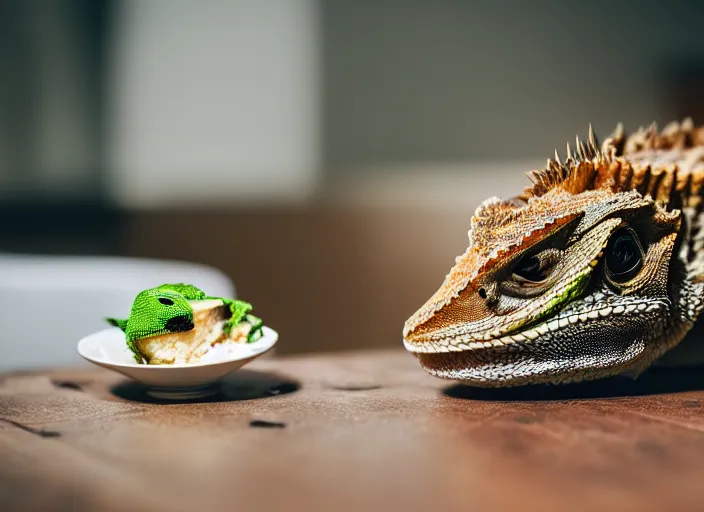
517,118 -> 704,211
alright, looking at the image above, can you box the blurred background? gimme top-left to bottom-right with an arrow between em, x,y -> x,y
1,0 -> 704,369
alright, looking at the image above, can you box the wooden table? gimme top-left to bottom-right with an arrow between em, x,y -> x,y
2,350 -> 704,512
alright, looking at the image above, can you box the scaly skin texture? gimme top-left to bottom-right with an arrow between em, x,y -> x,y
106,283 -> 263,363
403,119 -> 704,387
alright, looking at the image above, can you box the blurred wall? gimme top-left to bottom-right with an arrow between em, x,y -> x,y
0,0 -> 108,202
322,0 -> 704,173
2,1 -> 704,199
106,0 -> 321,208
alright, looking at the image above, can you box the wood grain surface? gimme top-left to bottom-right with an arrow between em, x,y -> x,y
2,350 -> 704,512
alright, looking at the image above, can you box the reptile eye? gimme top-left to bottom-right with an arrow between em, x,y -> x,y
605,227 -> 644,282
512,255 -> 547,282
158,297 -> 174,306
503,248 -> 562,296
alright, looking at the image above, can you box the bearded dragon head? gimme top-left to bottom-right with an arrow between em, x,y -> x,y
403,121 -> 704,386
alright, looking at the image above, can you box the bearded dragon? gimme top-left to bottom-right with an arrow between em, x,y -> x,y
403,118 -> 704,387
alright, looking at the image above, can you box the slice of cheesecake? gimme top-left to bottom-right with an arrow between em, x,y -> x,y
135,299 -> 252,364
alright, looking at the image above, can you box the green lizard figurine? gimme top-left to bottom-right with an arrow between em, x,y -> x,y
106,283 -> 263,363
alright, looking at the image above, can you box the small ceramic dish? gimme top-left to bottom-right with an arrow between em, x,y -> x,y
77,326 -> 278,399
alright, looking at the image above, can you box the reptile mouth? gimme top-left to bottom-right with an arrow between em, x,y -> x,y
403,298 -> 665,354
405,297 -> 673,387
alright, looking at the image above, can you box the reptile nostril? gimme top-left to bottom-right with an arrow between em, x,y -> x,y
478,288 -> 488,299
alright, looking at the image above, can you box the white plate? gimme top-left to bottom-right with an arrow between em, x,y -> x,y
77,326 -> 278,398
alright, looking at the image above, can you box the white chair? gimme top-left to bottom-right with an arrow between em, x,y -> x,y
0,254 -> 235,371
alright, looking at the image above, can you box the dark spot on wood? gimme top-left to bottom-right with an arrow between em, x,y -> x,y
326,384 -> 382,391
683,400 -> 700,408
0,418 -> 61,438
249,419 -> 286,429
52,380 -> 83,391
35,429 -> 61,438
514,416 -> 538,424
